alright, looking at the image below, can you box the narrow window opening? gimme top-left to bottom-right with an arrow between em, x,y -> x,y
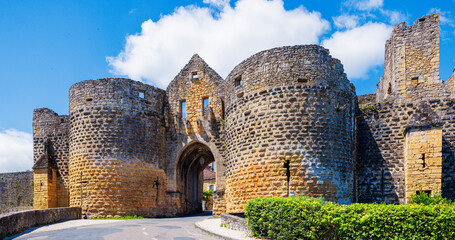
411,76 -> 419,88
297,78 -> 308,83
284,160 -> 291,197
61,118 -> 65,123
180,100 -> 187,118
139,91 -> 145,99
202,97 -> 209,110
192,71 -> 199,79
381,168 -> 385,199
237,92 -> 244,98
234,76 -> 242,87
120,98 -> 123,104
221,100 -> 225,119
388,83 -> 392,94
212,162 -> 216,172
86,97 -> 93,102
422,153 -> 426,169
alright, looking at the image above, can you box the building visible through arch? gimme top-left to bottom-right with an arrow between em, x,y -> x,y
30,13 -> 455,217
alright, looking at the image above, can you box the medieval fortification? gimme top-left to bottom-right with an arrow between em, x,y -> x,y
2,13 -> 455,217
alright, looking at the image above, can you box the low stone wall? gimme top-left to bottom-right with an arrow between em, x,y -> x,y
220,213 -> 252,235
0,207 -> 81,239
0,172 -> 33,215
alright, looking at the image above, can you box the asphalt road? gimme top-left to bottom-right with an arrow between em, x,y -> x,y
7,212 -> 221,240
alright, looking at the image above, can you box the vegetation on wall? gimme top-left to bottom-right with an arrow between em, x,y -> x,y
245,196 -> 455,240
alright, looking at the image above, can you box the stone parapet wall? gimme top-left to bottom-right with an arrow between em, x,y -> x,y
0,172 -> 33,215
0,207 -> 81,239
225,45 -> 352,107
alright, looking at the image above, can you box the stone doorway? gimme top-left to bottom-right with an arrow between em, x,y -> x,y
176,142 -> 215,215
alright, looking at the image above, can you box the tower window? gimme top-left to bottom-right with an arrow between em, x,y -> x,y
388,83 -> 392,94
139,91 -> 145,99
411,76 -> 419,88
180,100 -> 187,118
422,153 -> 426,169
203,97 -> 209,110
297,78 -> 308,83
192,71 -> 199,79
235,76 -> 242,87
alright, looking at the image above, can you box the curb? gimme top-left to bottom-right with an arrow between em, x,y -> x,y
195,220 -> 235,240
195,218 -> 253,240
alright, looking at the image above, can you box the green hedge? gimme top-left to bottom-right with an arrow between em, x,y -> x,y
245,196 -> 455,239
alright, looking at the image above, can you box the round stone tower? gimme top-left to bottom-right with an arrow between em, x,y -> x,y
224,45 -> 356,212
68,78 -> 167,217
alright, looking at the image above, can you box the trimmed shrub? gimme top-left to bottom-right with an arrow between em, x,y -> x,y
245,196 -> 455,240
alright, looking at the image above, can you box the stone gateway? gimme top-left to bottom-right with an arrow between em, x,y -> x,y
31,13 -> 455,217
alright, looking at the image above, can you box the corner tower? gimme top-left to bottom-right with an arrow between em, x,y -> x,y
223,45 -> 356,212
68,78 -> 167,217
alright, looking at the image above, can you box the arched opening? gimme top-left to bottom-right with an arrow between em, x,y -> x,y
176,142 -> 215,215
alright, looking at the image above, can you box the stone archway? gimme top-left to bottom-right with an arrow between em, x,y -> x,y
176,142 -> 215,215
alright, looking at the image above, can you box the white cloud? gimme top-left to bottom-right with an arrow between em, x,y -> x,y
346,0 -> 383,11
380,9 -> 406,24
428,8 -> 454,26
203,0 -> 230,8
0,129 -> 33,173
107,0 -> 330,88
322,22 -> 392,79
333,15 -> 359,29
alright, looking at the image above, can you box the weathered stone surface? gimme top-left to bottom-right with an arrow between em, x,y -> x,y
26,13 -> 455,218
0,172 -> 33,215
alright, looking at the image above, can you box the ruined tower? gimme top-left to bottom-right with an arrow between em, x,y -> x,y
376,13 -> 442,102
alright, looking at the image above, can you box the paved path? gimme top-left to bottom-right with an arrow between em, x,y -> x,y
7,212 -> 222,240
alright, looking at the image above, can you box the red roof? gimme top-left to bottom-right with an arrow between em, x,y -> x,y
203,165 -> 216,180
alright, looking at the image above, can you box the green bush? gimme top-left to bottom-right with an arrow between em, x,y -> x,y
203,189 -> 213,202
245,196 -> 455,240
410,190 -> 452,205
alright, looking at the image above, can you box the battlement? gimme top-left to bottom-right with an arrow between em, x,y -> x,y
69,78 -> 166,114
225,45 -> 353,107
376,13 -> 442,103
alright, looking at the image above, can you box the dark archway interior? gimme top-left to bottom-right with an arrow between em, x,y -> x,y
176,142 -> 215,215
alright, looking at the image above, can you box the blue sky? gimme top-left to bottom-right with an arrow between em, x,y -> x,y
0,0 -> 454,172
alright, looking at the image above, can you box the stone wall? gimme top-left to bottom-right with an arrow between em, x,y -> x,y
405,127 -> 442,203
33,168 -> 57,209
68,78 -> 168,217
0,207 -> 81,239
356,98 -> 455,203
223,45 -> 356,213
0,172 -> 33,215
